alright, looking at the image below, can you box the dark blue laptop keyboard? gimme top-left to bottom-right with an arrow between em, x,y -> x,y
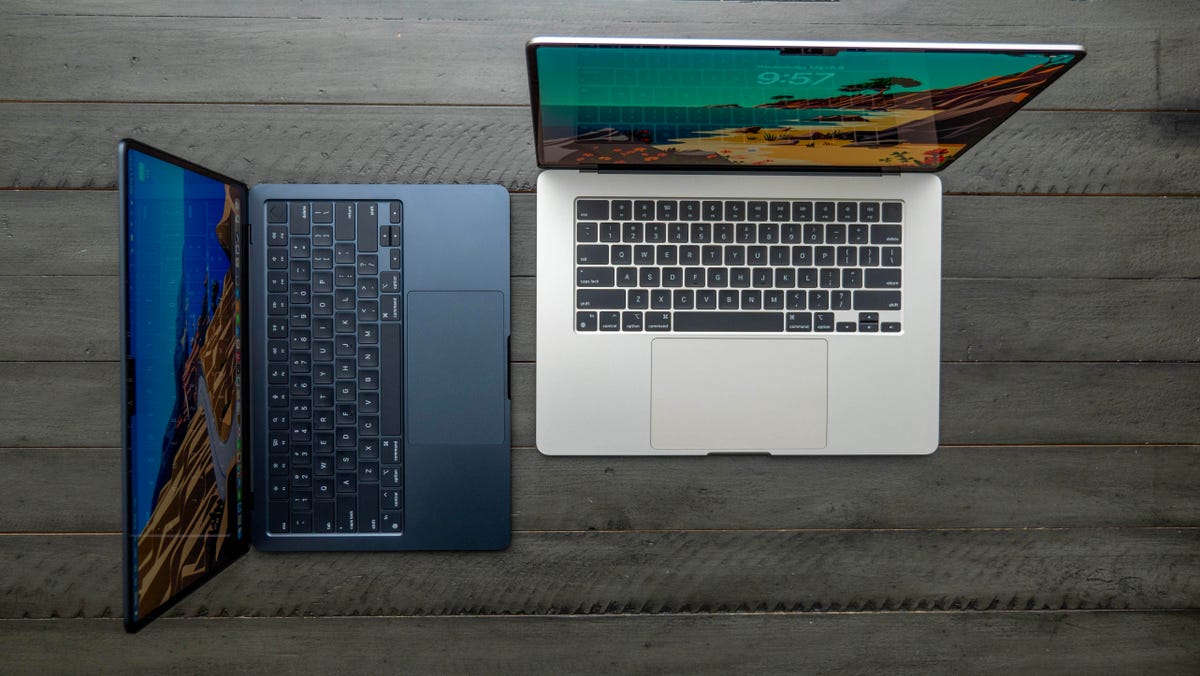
574,198 -> 902,333
264,199 -> 405,535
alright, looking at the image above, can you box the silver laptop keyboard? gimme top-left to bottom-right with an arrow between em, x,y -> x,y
574,198 -> 903,333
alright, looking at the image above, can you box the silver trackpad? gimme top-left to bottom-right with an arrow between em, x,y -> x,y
651,338 -> 827,451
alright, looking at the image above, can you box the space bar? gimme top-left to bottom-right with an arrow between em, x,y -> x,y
673,312 -> 783,332
381,323 -> 403,435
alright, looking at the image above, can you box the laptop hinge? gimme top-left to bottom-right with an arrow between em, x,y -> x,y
587,165 -> 897,177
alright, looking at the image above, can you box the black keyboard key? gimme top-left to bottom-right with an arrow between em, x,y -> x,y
312,202 -> 336,223
804,224 -> 823,244
622,222 -> 642,243
838,246 -> 857,266
674,312 -> 783,332
679,200 -> 700,221
871,225 -> 902,244
741,290 -> 762,310
314,501 -> 335,533
820,268 -> 840,288
796,268 -> 817,288
718,290 -> 739,309
357,202 -> 378,252
577,221 -> 598,242
290,202 -> 310,235
334,202 -> 355,240
815,202 -> 835,221
622,311 -> 643,331
770,246 -> 790,266
389,201 -> 403,224
837,202 -> 858,222
628,290 -> 648,309
690,222 -> 711,243
381,510 -> 403,532
650,290 -> 671,309
645,222 -> 666,243
600,222 -> 621,242
673,290 -> 695,310
748,201 -> 768,221
786,290 -> 806,310
657,201 -> 677,221
865,269 -> 902,288
577,200 -> 609,220
267,202 -> 288,224
859,321 -> 879,333
770,202 -> 790,221
577,311 -> 598,331
639,267 -> 660,287
861,246 -> 879,266
336,494 -> 356,532
696,290 -> 717,309
792,201 -> 813,221
849,224 -> 869,244
269,501 -> 290,533
883,247 -> 902,267
669,223 -> 688,243
656,245 -> 677,266
736,223 -> 756,243
599,311 -> 621,331
814,313 -> 835,332
759,223 -> 778,244
843,268 -> 862,288
725,201 -> 745,221
313,226 -> 333,248
882,202 -> 903,222
815,247 -> 835,267
724,245 -> 745,266
882,322 -> 902,332
645,312 -> 671,331
662,267 -> 683,287
576,267 -> 615,287
573,243 -> 604,264
748,246 -> 768,266
617,267 -> 637,287
381,323 -> 403,436
836,322 -> 857,333
359,486 -> 380,532
702,201 -> 722,221
826,224 -> 846,244
334,243 -> 356,264
614,199 -> 633,220
832,290 -> 852,311
860,202 -> 880,222
611,245 -> 632,266
809,290 -> 829,310
793,246 -> 813,266
267,225 -> 288,246
764,290 -> 784,310
634,200 -> 655,220
752,268 -> 772,288
786,312 -> 812,332
714,222 -> 734,243
854,291 -> 902,311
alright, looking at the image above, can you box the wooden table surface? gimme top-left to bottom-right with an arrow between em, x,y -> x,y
1,1 -> 1198,672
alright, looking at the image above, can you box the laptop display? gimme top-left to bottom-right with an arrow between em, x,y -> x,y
528,40 -> 1084,171
122,146 -> 249,628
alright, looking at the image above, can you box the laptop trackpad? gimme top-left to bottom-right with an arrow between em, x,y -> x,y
407,291 -> 505,446
651,339 -> 827,451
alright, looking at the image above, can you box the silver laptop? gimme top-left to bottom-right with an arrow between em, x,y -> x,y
528,38 -> 1084,455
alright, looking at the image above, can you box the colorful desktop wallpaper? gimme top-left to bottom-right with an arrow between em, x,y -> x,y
126,148 -> 244,621
534,46 -> 1079,169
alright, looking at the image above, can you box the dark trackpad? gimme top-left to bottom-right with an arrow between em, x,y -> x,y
406,291 -> 506,446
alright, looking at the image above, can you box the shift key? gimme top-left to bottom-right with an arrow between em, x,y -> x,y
854,291 -> 902,311
577,289 -> 626,309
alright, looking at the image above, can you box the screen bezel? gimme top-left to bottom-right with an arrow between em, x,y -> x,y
525,37 -> 1086,173
119,138 -> 251,633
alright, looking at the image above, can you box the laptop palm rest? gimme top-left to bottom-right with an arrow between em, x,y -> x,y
407,291 -> 505,446
650,338 -> 828,451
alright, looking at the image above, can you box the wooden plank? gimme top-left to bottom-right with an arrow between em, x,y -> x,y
3,362 -> 1198,448
5,275 -> 1198,362
5,192 -> 1199,279
1,529 -> 1196,618
2,105 -> 1198,194
0,14 -> 1178,110
6,0 -> 1187,27
3,446 -> 1196,533
2,612 -> 1198,674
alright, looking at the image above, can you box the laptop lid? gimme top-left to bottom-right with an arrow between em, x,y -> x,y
526,38 -> 1085,172
119,139 -> 250,632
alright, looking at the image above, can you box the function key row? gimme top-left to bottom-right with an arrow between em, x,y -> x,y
577,221 -> 901,246
577,199 -> 902,224
576,310 -> 901,334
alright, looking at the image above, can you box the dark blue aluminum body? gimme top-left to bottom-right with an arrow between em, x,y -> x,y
249,184 -> 511,551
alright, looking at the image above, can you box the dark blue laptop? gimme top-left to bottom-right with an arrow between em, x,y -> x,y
119,139 -> 511,632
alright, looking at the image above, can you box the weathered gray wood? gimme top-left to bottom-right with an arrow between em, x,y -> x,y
5,192 -> 1199,279
2,105 -> 1198,194
4,446 -> 1196,533
1,5 -> 1194,109
6,0 -> 1186,27
5,275 -> 1198,362
2,529 -> 1196,618
2,612 -> 1198,675
3,362 -> 1198,447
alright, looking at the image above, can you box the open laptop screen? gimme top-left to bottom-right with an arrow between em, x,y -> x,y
528,39 -> 1084,171
120,141 -> 249,630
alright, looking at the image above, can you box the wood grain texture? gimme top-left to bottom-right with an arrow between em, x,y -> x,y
1,612 -> 1198,675
5,275 -> 1198,362
7,276 -> 1200,362
3,192 -> 1198,279
3,446 -> 1197,533
3,362 -> 1198,448
2,105 -> 1198,194
2,529 -> 1197,619
2,13 -> 1185,111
